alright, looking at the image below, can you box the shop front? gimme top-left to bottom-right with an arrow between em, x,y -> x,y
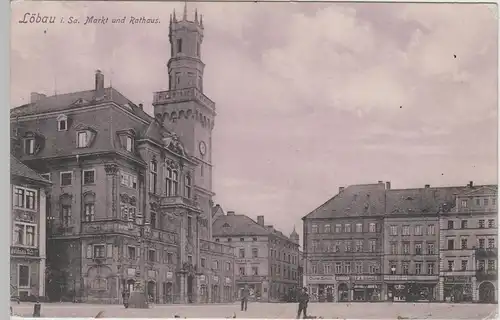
307,275 -> 336,302
350,275 -> 382,301
385,275 -> 438,302
443,276 -> 473,302
236,275 -> 268,301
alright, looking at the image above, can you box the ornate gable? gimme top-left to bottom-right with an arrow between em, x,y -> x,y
161,132 -> 187,156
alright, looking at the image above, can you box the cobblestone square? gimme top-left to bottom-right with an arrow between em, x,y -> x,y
11,302 -> 498,319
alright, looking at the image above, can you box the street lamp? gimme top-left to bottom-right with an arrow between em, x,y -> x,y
391,267 -> 396,275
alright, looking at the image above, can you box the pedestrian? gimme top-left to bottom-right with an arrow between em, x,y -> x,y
297,287 -> 309,319
122,289 -> 130,308
240,284 -> 250,311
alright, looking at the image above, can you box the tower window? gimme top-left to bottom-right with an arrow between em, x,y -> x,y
177,39 -> 182,53
197,42 -> 200,57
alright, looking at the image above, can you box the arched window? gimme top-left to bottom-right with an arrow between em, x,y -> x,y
172,171 -> 179,196
184,175 -> 192,198
165,168 -> 173,196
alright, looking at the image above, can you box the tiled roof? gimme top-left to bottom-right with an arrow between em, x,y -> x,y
11,87 -> 151,122
212,214 -> 295,242
10,155 -> 51,184
213,214 -> 271,237
304,182 -> 498,219
304,183 -> 387,219
385,187 -> 464,215
211,204 -> 224,217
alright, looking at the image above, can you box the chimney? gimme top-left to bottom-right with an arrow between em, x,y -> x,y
469,181 -> 474,188
386,181 -> 391,190
138,103 -> 143,110
30,92 -> 46,103
257,215 -> 264,226
339,187 -> 345,193
227,211 -> 235,216
425,184 -> 430,188
95,70 -> 105,98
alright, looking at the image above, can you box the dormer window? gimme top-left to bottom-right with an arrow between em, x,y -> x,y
126,136 -> 133,152
24,138 -> 35,155
57,114 -> 68,131
77,131 -> 89,148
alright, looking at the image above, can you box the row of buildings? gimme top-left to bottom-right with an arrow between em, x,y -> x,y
302,181 -> 498,303
9,6 -> 302,304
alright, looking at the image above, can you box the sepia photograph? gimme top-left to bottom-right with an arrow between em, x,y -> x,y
9,1 -> 498,319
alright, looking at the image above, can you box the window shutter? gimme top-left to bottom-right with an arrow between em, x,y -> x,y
86,245 -> 92,258
137,247 -> 141,260
106,244 -> 113,258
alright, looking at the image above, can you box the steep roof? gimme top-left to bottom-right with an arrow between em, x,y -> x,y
10,155 -> 51,185
11,87 -> 152,122
303,182 -> 497,220
303,183 -> 387,219
213,214 -> 271,237
385,186 -> 465,215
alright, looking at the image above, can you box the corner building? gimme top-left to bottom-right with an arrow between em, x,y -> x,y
438,183 -> 497,303
302,183 -> 387,302
10,156 -> 52,301
213,212 -> 301,302
10,7 -> 235,304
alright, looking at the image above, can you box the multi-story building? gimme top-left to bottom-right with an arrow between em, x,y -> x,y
10,6 -> 235,304
439,182 -> 497,303
382,185 -> 459,301
303,180 -> 497,303
10,155 -> 52,301
302,182 -> 387,302
213,212 -> 300,301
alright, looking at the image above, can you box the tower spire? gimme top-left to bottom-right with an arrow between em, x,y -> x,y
195,8 -> 198,22
173,9 -> 176,22
183,0 -> 188,21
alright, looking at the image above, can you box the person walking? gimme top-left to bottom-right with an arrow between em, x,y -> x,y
297,287 -> 309,319
240,284 -> 250,311
122,289 -> 130,309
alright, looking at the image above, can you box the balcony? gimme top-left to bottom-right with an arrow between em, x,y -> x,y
153,88 -> 215,112
200,239 -> 234,256
160,196 -> 203,214
81,219 -> 178,244
476,269 -> 497,281
475,248 -> 498,258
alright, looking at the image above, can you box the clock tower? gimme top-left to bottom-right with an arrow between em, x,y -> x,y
153,5 -> 216,239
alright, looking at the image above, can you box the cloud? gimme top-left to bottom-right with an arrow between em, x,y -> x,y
10,2 -> 497,241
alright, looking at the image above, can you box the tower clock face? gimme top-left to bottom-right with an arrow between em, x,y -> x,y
199,141 -> 207,156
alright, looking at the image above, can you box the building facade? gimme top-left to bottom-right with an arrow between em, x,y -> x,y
438,182 -> 497,303
213,212 -> 300,302
10,155 -> 52,301
382,185 -> 452,302
10,7 -> 235,304
303,180 -> 498,303
302,183 -> 386,302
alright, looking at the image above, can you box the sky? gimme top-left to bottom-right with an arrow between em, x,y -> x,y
11,1 -> 498,242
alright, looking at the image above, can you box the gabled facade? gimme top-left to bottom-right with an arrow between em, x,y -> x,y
10,155 -> 52,301
10,6 -> 235,304
213,212 -> 300,302
438,182 -> 498,303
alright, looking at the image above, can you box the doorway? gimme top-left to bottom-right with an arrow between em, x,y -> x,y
147,281 -> 156,303
479,282 -> 495,303
187,275 -> 194,303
